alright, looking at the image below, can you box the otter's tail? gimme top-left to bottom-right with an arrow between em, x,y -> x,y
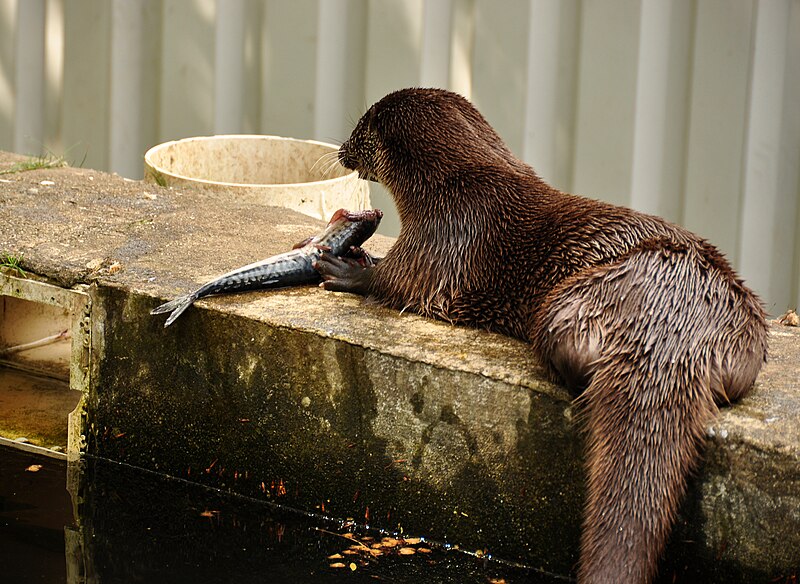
576,359 -> 714,584
150,293 -> 199,327
536,242 -> 767,584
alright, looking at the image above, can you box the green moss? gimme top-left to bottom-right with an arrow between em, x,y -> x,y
84,285 -> 586,571
148,169 -> 168,187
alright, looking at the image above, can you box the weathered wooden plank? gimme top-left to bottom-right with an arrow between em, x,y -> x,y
160,0 -> 215,142
420,0 -> 452,88
214,0 -> 246,135
62,0 -> 111,171
0,0 -> 18,151
739,0 -> 798,315
571,0 -> 642,206
471,0 -> 529,156
629,0 -> 692,223
365,0 -> 424,104
449,0 -> 474,98
314,0 -> 367,144
522,0 -> 580,191
109,0 -> 161,179
14,0 -> 45,156
43,0 -> 64,157
241,0 -> 263,135
682,0 -> 756,266
260,0 -> 318,139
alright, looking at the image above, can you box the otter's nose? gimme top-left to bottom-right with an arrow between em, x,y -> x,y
338,142 -> 357,170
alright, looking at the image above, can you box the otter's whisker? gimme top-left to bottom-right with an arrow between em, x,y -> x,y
322,158 -> 343,179
310,150 -> 340,175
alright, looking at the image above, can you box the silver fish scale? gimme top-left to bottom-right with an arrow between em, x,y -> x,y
202,248 -> 321,296
151,210 -> 382,327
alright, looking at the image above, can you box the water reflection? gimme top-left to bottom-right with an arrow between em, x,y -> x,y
0,447 -> 73,583
1,446 -> 560,583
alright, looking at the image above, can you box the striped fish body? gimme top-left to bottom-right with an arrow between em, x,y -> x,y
151,208 -> 382,327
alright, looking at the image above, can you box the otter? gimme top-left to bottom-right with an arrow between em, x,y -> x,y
315,88 -> 768,584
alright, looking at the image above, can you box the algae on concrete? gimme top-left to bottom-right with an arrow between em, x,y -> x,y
1,152 -> 798,581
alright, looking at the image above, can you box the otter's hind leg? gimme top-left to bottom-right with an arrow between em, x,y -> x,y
534,245 -> 760,584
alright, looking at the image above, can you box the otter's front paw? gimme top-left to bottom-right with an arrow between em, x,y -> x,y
314,253 -> 373,296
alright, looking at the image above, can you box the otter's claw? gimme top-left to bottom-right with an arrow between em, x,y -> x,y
346,246 -> 380,267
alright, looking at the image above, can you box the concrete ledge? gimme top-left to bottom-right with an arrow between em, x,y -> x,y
1,153 -> 798,581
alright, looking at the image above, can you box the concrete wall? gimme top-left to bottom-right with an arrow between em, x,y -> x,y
1,159 -> 798,581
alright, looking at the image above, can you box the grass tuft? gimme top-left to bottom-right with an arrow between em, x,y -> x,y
0,252 -> 27,277
0,153 -> 67,176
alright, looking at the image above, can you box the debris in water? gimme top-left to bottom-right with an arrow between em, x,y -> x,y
326,529 -> 438,568
25,464 -> 43,472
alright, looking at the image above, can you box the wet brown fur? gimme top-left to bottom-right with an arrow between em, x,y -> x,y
321,88 -> 768,584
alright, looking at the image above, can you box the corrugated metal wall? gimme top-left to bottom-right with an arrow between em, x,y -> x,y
1,0 -> 798,314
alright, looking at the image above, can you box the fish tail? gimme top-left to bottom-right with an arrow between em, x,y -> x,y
150,293 -> 198,327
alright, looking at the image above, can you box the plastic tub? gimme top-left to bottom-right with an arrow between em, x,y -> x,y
144,135 -> 369,220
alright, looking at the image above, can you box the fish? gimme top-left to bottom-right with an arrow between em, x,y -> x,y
150,208 -> 383,327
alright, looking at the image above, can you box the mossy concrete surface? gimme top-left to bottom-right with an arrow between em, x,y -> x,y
0,152 -> 798,581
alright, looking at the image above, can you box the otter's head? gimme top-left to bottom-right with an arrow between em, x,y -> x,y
338,107 -> 380,182
339,88 -> 518,192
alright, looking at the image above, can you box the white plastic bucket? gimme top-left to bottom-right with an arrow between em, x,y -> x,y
144,135 -> 369,221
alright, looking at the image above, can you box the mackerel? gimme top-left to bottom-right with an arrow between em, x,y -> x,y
151,208 -> 382,327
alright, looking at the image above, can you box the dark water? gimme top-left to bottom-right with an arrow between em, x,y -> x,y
0,447 -> 73,583
0,446 -> 563,584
